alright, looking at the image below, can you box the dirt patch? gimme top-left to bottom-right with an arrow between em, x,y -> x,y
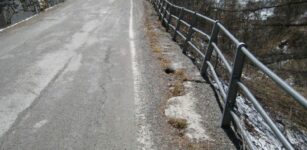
168,117 -> 188,130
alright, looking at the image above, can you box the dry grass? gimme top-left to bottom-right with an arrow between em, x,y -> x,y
174,69 -> 189,81
145,13 -> 171,69
168,117 -> 188,130
170,80 -> 185,97
245,77 -> 307,130
158,56 -> 171,69
168,69 -> 189,97
145,12 -> 190,98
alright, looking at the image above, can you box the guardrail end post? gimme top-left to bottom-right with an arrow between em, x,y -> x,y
200,20 -> 220,77
221,42 -> 246,128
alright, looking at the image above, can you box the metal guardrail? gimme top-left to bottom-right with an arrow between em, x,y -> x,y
149,0 -> 307,149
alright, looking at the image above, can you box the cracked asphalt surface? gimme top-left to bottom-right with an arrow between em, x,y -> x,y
0,0 -> 144,149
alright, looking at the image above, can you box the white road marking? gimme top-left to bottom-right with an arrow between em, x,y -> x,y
129,0 -> 153,149
0,15 -> 38,32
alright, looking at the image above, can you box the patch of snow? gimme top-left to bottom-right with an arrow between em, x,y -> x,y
282,45 -> 290,53
165,92 -> 210,142
248,8 -> 274,20
170,62 -> 183,70
236,96 -> 284,149
242,74 -> 252,81
259,8 -> 274,20
210,77 -> 307,149
33,119 -> 48,129
285,129 -> 307,149
296,12 -> 307,22
274,43 -> 290,54
280,59 -> 290,66
285,75 -> 295,86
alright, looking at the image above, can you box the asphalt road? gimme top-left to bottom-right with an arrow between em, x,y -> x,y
0,0 -> 145,149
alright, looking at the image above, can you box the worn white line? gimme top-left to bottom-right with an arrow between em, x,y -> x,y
0,4 -> 58,32
0,15 -> 38,32
129,0 -> 153,149
44,5 -> 56,11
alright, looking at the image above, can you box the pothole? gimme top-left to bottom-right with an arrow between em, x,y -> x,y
164,67 -> 175,74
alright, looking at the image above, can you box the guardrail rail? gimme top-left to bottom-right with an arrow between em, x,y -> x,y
149,0 -> 307,149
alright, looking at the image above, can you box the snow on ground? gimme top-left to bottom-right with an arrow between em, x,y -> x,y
259,8 -> 274,20
247,8 -> 274,20
33,119 -> 48,129
165,82 -> 210,142
214,0 -> 275,20
211,78 -> 307,149
236,96 -> 284,149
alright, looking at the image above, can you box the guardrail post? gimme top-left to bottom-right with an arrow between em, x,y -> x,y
172,7 -> 184,41
153,0 -> 157,11
166,4 -> 173,31
200,21 -> 220,77
157,0 -> 161,11
161,2 -> 169,26
157,0 -> 161,15
158,0 -> 165,20
153,0 -> 158,10
221,43 -> 246,128
183,12 -> 198,54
